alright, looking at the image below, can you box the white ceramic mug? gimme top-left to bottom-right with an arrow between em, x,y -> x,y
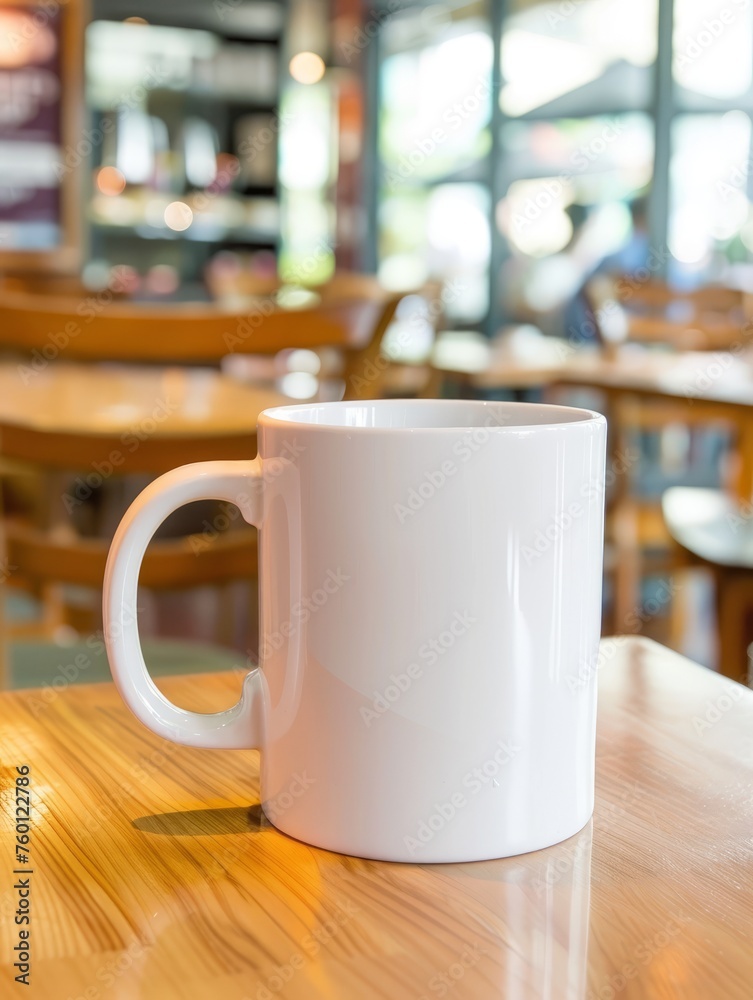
104,399 -> 606,863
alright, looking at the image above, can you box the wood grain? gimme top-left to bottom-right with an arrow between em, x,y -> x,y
1,637 -> 752,999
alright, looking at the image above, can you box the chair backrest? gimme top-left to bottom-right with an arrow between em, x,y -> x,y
0,273 -> 124,299
0,290 -> 396,364
614,278 -> 743,313
204,267 -> 395,302
584,276 -> 743,351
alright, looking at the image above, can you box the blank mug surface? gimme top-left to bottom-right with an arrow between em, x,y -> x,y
104,399 -> 607,863
257,400 -> 606,862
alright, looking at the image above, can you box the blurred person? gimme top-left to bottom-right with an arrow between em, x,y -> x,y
562,196 -> 651,346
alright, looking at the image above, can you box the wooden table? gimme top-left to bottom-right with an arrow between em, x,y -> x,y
0,362 -> 290,666
456,341 -> 753,407
433,339 -> 753,500
546,349 -> 753,505
0,361 -> 290,473
1,637 -> 751,999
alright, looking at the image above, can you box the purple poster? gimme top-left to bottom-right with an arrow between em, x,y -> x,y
0,5 -> 63,251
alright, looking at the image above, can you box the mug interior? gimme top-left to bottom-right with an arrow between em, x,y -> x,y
261,399 -> 601,430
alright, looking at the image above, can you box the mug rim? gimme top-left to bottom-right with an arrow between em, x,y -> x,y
259,398 -> 606,433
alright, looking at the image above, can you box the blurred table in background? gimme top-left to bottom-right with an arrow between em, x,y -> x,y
0,362 -> 288,473
432,333 -> 753,498
429,329 -> 753,669
0,363 -> 292,670
0,272 -> 431,403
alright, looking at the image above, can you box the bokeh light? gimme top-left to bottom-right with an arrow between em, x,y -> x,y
145,265 -> 180,296
279,371 -> 319,398
289,51 -> 325,85
164,201 -> 193,232
95,166 -> 126,196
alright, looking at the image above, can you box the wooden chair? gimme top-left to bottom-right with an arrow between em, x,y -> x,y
0,276 -> 429,687
662,486 -> 753,681
0,273 -> 125,299
587,276 -> 746,352
0,272 -> 424,406
217,276 -> 445,401
0,286 -> 392,364
203,261 -> 401,307
207,270 -> 446,400
582,278 -> 743,637
0,364 -> 283,689
613,278 -> 744,314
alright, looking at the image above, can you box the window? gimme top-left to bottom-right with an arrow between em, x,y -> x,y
374,0 -> 753,333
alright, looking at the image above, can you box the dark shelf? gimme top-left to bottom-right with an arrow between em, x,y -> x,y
90,0 -> 285,43
92,222 -> 278,245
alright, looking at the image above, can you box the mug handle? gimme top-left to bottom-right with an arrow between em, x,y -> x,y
103,460 -> 264,749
